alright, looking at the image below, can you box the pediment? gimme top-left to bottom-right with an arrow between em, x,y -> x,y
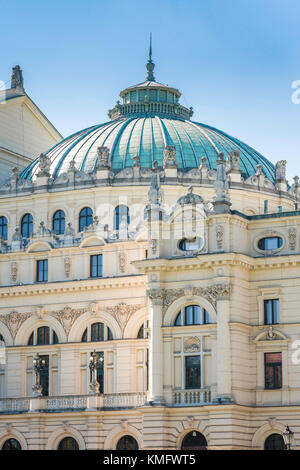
80,235 -> 106,248
27,241 -> 52,253
254,326 -> 289,343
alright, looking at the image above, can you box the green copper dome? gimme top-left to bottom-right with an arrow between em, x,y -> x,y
20,43 -> 275,183
20,117 -> 274,182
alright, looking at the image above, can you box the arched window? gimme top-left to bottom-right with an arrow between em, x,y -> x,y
37,326 -> 50,345
58,437 -> 79,450
81,323 -> 113,342
116,435 -> 138,450
181,431 -> 207,450
21,213 -> 33,238
137,325 -> 144,339
0,216 -> 8,240
0,333 -> 4,344
52,210 -> 65,235
264,433 -> 285,450
2,438 -> 22,450
28,332 -> 34,345
114,205 -> 130,230
175,305 -> 210,326
27,327 -> 59,345
91,322 -> 104,342
79,207 -> 93,232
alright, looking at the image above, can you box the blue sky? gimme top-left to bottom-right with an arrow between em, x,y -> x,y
0,0 -> 299,181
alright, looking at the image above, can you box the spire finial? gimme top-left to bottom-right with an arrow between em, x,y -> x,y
149,32 -> 152,61
146,33 -> 155,81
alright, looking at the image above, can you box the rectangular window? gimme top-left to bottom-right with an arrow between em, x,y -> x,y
264,200 -> 268,214
37,326 -> 50,345
40,355 -> 49,397
185,356 -> 201,389
91,322 -> 104,342
264,299 -> 279,324
90,254 -> 103,278
36,260 -> 48,282
265,352 -> 282,389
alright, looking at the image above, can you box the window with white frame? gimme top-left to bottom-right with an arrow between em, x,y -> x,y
173,336 -> 211,390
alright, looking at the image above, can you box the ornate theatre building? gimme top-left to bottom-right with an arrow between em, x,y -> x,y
0,50 -> 299,450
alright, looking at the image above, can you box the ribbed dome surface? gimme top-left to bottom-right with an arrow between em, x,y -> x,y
20,116 -> 275,182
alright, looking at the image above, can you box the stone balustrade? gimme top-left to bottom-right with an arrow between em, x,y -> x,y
0,392 -> 147,414
0,390 -> 212,413
103,392 -> 147,409
172,388 -> 211,406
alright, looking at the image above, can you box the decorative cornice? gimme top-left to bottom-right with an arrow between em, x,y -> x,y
0,276 -> 147,298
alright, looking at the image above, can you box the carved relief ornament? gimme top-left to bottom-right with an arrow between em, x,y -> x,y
184,336 -> 201,353
50,306 -> 88,337
0,311 -> 31,340
159,284 -> 231,314
106,302 -> 143,336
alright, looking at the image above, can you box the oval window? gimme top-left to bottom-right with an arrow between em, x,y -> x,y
179,238 -> 202,251
258,237 -> 283,250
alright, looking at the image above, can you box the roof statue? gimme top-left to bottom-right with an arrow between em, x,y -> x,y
213,152 -> 232,213
148,161 -> 162,205
11,65 -> 24,90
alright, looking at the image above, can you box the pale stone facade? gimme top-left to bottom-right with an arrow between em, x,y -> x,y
0,59 -> 299,451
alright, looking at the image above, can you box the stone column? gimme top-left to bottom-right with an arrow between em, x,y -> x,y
213,284 -> 233,403
147,288 -> 164,405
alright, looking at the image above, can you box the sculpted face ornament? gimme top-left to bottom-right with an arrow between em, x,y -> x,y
163,146 -> 177,168
97,146 -> 111,169
275,160 -> 287,181
37,153 -> 51,177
